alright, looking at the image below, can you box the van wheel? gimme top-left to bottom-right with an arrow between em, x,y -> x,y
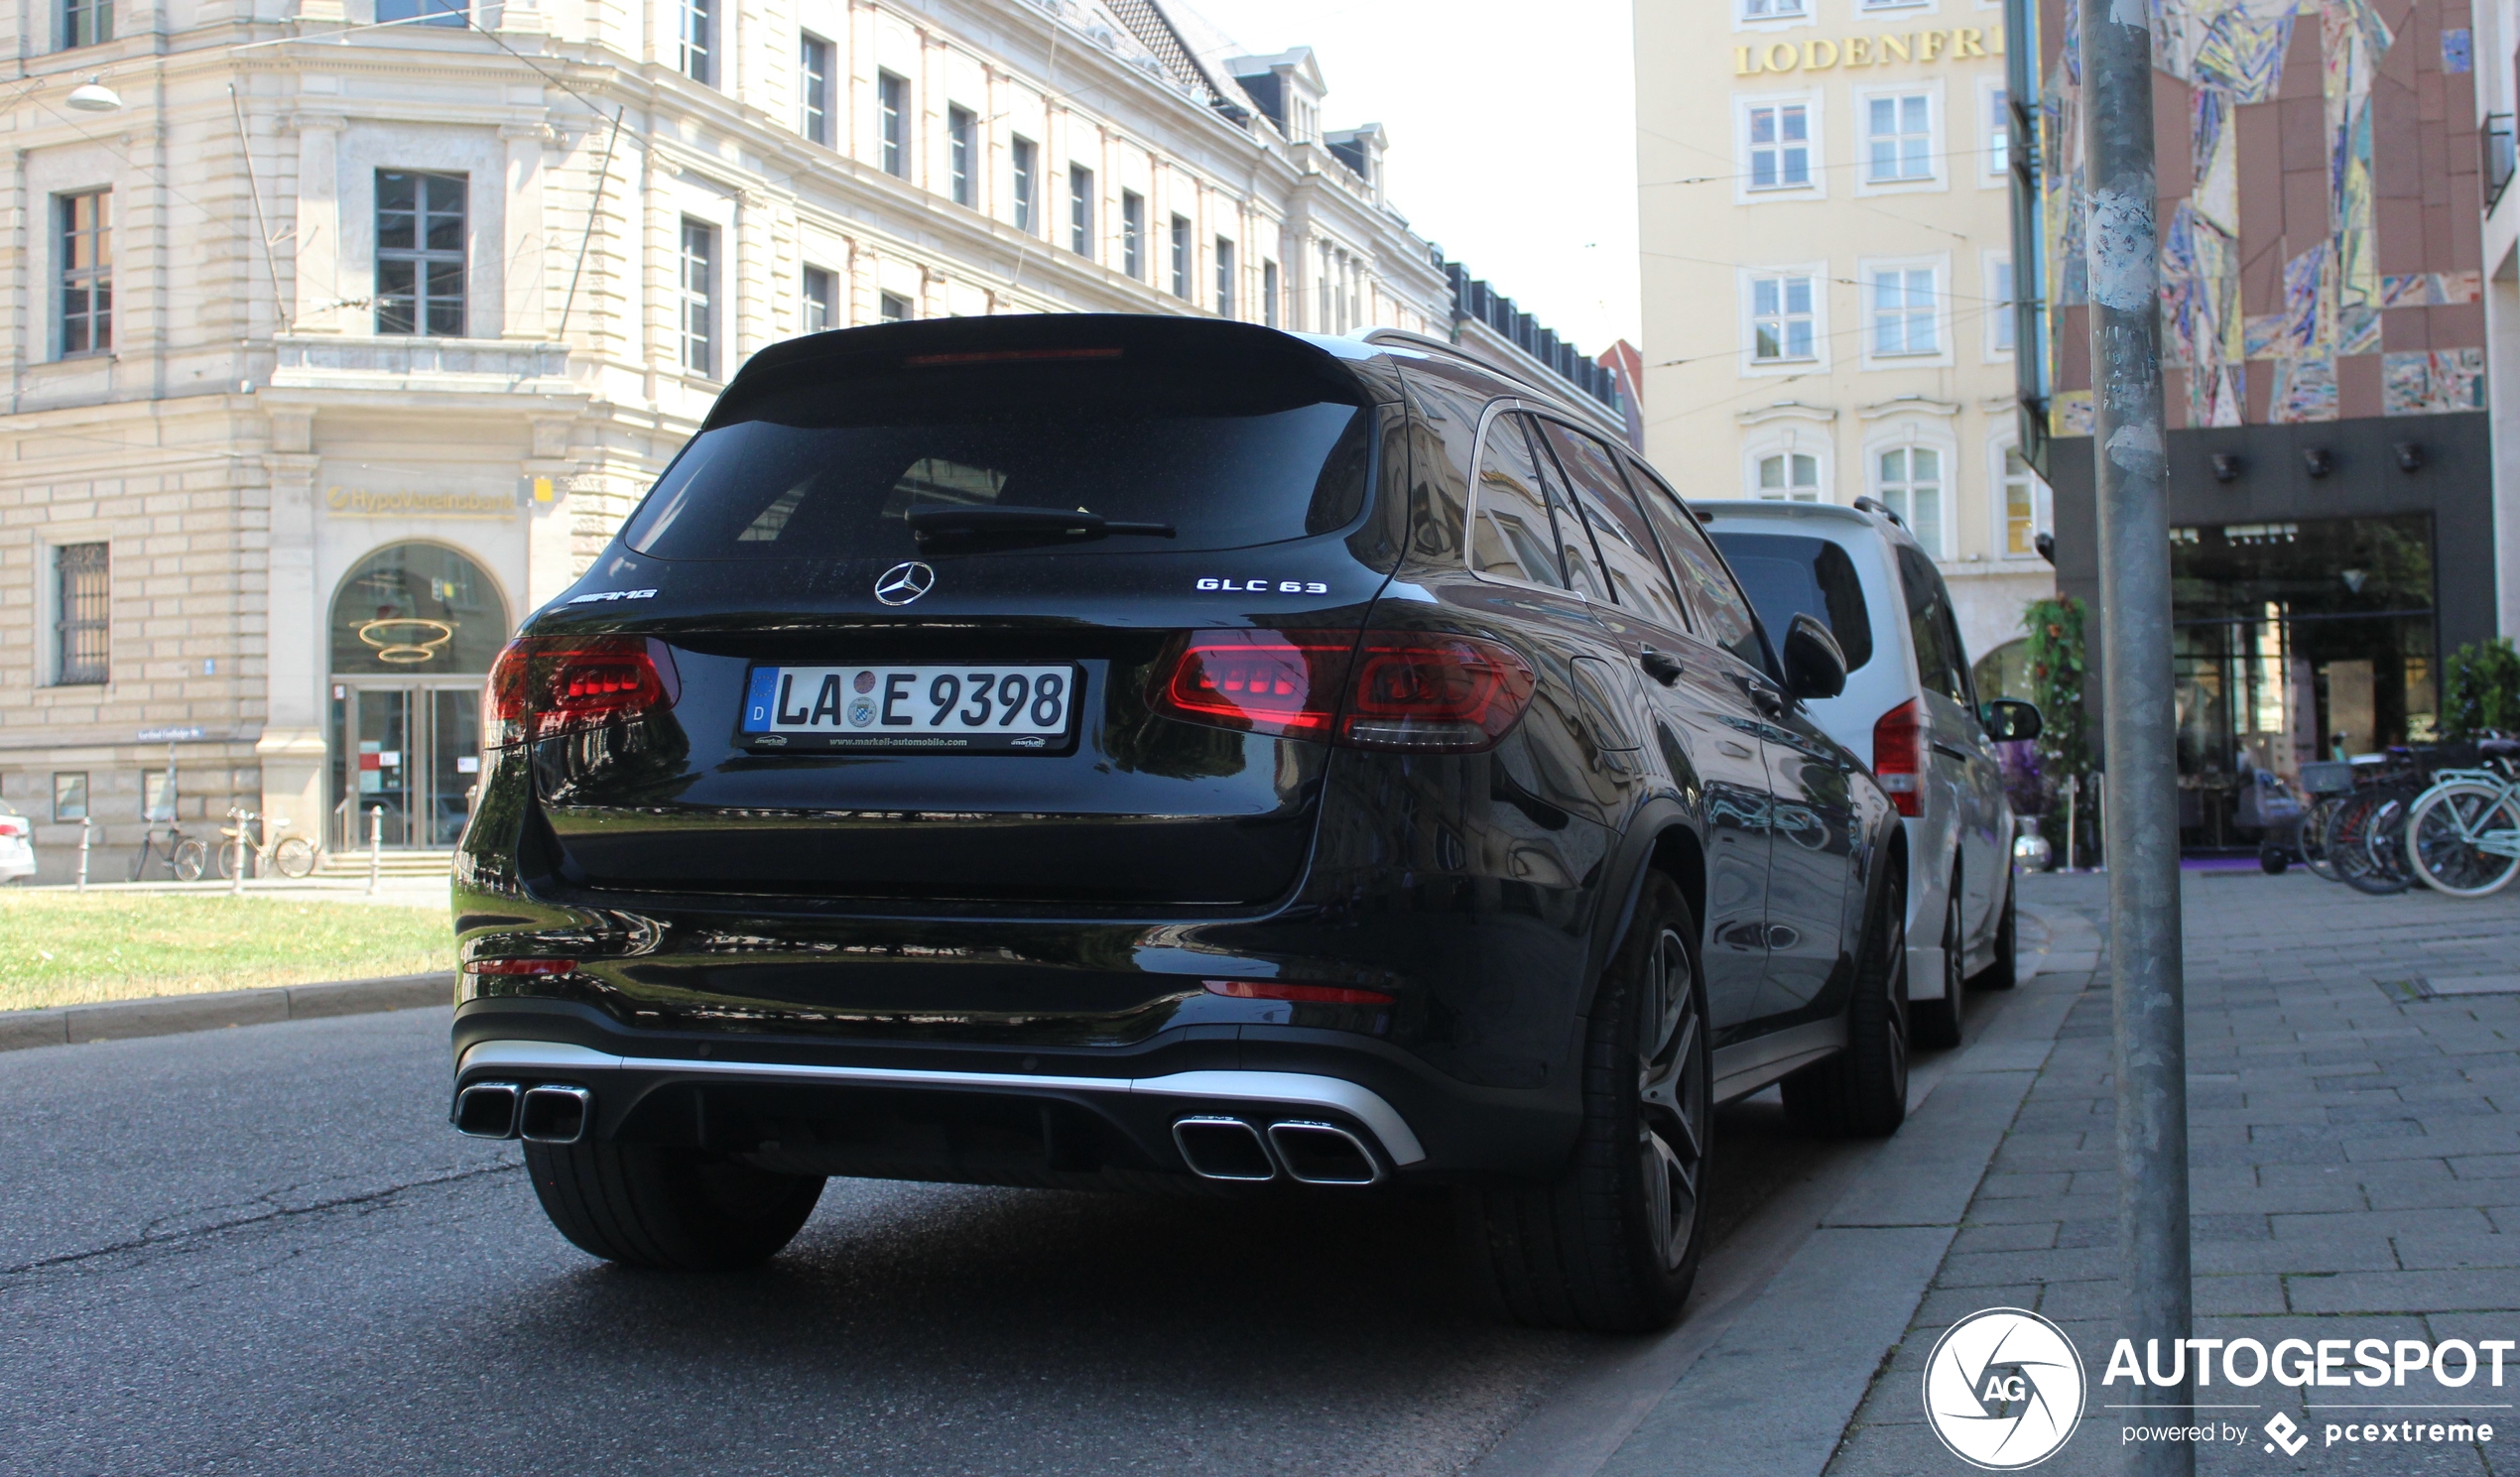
1909,881 -> 1966,1048
1463,873 -> 1710,1333
1782,861 -> 1908,1138
526,1141 -> 824,1271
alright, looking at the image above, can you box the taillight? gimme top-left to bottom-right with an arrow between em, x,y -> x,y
1872,697 -> 1925,817
481,637 -> 680,749
0,816 -> 26,839
1203,979 -> 1395,1005
1152,630 -> 1536,754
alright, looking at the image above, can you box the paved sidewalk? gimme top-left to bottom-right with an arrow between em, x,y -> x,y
1827,871 -> 2520,1477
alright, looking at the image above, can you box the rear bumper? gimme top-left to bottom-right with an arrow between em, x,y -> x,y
449,998 -> 1575,1186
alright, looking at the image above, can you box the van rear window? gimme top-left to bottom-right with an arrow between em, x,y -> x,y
1706,532 -> 1874,674
620,363 -> 1370,561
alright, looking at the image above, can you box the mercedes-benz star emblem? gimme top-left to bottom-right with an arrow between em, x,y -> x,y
874,560 -> 936,606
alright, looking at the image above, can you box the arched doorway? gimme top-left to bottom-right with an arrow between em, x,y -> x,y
327,543 -> 509,849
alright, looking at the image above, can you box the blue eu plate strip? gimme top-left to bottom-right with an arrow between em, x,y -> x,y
742,669 -> 781,732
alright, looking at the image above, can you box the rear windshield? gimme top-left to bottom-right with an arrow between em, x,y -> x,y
620,362 -> 1370,561
1706,531 -> 1874,674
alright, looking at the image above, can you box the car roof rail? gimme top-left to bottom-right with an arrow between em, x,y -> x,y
1356,327 -> 1631,443
1850,495 -> 1906,529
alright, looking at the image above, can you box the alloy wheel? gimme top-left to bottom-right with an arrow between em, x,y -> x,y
1635,926 -> 1708,1272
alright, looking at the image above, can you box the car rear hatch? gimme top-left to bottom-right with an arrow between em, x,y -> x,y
506,315 -> 1404,911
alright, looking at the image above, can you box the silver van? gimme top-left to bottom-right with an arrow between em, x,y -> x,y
1699,500 -> 2040,1046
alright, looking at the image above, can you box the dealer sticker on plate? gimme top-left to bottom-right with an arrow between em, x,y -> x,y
739,665 -> 1079,753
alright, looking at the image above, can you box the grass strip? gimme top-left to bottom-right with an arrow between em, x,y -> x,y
0,893 -> 453,1013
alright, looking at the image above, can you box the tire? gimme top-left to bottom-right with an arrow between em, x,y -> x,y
1978,872 -> 2019,990
273,836 -> 318,879
2259,847 -> 2289,875
2329,797 -> 2411,896
525,1140 -> 825,1272
216,838 -> 242,881
1909,877 -> 1966,1048
2406,784 -> 2520,898
1462,872 -> 1711,1333
171,838 -> 208,883
2301,798 -> 2341,883
1781,859 -> 1909,1138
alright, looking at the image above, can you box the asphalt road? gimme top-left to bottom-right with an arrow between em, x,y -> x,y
0,1008 -> 1851,1477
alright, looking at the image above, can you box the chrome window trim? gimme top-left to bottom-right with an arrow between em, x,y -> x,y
1462,399 -> 1589,600
455,1040 -> 1429,1166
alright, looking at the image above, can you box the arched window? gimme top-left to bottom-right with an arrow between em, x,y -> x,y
1875,444 -> 1944,554
1999,443 -> 2052,557
328,543 -> 508,676
1755,450 -> 1822,501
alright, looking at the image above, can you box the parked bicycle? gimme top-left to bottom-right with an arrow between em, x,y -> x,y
217,807 -> 319,881
129,822 -> 208,882
2405,746 -> 2520,898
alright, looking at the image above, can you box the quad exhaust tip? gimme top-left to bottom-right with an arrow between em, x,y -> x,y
1173,1116 -> 1384,1185
451,1081 -> 591,1144
452,1080 -> 520,1140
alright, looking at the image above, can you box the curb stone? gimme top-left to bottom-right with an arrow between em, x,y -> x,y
0,974 -> 455,1052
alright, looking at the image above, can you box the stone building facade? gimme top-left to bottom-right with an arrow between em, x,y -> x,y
1,0 -> 1464,876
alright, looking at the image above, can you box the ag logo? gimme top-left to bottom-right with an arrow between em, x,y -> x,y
874,561 -> 936,606
1922,1307 -> 2086,1469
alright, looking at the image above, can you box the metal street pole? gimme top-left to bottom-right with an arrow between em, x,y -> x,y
2079,0 -> 2194,1469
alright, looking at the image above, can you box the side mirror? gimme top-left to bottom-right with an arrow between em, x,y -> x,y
1781,613 -> 1847,701
1981,698 -> 2043,742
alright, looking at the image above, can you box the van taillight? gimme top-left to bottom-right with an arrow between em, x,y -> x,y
1153,630 -> 1535,754
1872,697 -> 1925,817
482,637 -> 680,749
0,816 -> 25,839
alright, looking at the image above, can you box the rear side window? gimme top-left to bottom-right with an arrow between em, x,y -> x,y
1536,420 -> 1692,633
1518,416 -> 1606,601
1468,412 -> 1568,589
1623,460 -> 1767,672
1895,545 -> 1968,699
621,362 -> 1370,560
1706,532 -> 1874,673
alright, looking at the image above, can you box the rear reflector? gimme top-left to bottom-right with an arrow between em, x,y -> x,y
464,958 -> 580,976
1153,630 -> 1535,754
482,637 -> 680,749
1203,979 -> 1395,1006
1872,697 -> 1925,817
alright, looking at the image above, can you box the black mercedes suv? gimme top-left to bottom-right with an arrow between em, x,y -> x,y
449,313 -> 1910,1332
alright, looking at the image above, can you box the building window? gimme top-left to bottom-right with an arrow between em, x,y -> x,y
1069,166 -> 1093,257
679,217 -> 715,377
1870,267 -> 1937,355
53,772 -> 89,823
679,0 -> 711,85
878,72 -> 909,179
800,36 -> 833,146
375,171 -> 464,337
1746,104 -> 1810,189
1986,87 -> 2009,177
802,266 -> 835,333
1120,191 -> 1144,278
948,106 -> 975,206
1750,273 -> 1815,362
2001,444 -> 2050,557
1757,451 -> 1822,501
57,189 -> 110,357
1739,0 -> 1804,16
1989,258 -> 2016,353
1262,260 -> 1279,327
1170,215 -> 1191,300
1012,137 -> 1038,233
1215,237 -> 1235,316
880,291 -> 912,322
62,0 -> 111,47
54,543 -> 108,686
1866,94 -> 1932,182
1876,446 -> 1943,554
377,0 -> 462,27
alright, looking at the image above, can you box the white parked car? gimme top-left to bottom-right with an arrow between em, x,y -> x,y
1700,499 -> 2040,1046
0,800 -> 34,883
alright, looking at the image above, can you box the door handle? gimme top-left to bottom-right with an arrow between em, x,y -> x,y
1718,738 -> 1755,760
1638,646 -> 1684,685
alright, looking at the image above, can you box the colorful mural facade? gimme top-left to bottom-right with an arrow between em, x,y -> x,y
2035,0 -> 2483,432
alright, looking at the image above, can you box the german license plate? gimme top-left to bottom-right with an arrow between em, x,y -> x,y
739,665 -> 1079,753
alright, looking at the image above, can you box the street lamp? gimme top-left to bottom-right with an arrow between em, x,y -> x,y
65,76 -> 122,111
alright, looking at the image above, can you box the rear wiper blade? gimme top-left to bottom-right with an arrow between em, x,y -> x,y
906,506 -> 1178,546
